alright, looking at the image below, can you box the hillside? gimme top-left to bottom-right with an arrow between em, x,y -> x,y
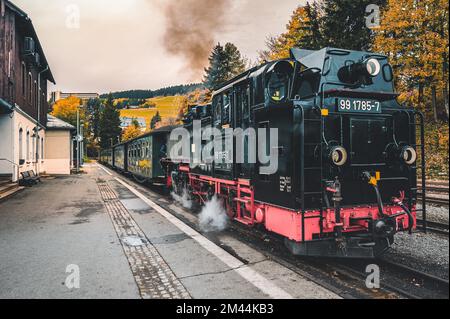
119,96 -> 185,129
102,83 -> 203,99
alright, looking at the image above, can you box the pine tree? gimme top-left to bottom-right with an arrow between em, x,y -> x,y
320,0 -> 386,51
260,1 -> 387,61
99,94 -> 122,149
204,43 -> 246,89
259,4 -> 322,61
224,43 -> 246,79
86,98 -> 102,140
150,111 -> 161,129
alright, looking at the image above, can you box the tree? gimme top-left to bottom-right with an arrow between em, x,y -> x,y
86,98 -> 102,140
259,4 -> 322,61
204,43 -> 246,89
99,94 -> 122,149
150,111 -> 162,129
320,0 -> 386,51
122,118 -> 142,141
373,0 -> 449,119
260,1 -> 387,61
51,96 -> 84,127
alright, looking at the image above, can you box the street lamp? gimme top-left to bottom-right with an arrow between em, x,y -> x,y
76,105 -> 84,173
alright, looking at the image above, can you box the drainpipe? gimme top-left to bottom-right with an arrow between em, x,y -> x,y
36,65 -> 49,176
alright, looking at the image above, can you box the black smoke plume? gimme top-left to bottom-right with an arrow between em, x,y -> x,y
162,0 -> 231,79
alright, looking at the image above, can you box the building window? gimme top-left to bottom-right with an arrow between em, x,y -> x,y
21,63 -> 26,96
34,81 -> 38,108
41,137 -> 44,161
19,128 -> 24,161
36,137 -> 40,161
28,73 -> 33,104
32,136 -> 35,161
26,131 -> 30,161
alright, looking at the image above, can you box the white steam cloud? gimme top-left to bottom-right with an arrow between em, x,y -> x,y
171,189 -> 193,210
199,196 -> 229,232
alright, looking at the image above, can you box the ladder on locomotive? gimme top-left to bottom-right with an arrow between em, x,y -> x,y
301,107 -> 328,240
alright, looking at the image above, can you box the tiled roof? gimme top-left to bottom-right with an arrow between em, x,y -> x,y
46,115 -> 75,131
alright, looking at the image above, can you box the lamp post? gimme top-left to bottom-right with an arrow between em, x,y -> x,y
76,105 -> 84,173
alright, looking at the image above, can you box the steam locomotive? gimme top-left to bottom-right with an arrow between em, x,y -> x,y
100,47 -> 426,258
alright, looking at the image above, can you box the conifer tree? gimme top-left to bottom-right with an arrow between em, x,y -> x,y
204,43 -> 246,89
150,111 -> 162,129
99,94 -> 122,148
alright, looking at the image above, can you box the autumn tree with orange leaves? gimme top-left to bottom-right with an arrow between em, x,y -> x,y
373,0 -> 449,120
51,96 -> 85,127
121,118 -> 142,142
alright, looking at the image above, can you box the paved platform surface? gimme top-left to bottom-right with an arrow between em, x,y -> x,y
0,164 -> 339,299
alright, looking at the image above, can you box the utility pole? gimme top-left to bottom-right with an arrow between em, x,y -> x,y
36,65 -> 49,176
76,107 -> 80,173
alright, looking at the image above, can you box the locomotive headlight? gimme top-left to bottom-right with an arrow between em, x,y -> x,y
329,146 -> 348,167
365,58 -> 381,77
400,146 -> 417,165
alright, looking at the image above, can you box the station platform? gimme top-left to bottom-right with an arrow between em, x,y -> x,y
0,164 -> 339,299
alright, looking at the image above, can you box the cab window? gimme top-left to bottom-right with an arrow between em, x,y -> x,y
266,71 -> 289,103
296,71 -> 321,99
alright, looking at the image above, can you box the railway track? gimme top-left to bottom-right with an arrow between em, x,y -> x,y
144,186 -> 449,299
101,164 -> 449,299
417,219 -> 449,236
417,182 -> 449,206
375,260 -> 449,299
335,259 -> 449,299
422,196 -> 450,206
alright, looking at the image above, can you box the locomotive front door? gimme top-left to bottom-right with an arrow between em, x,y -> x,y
350,118 -> 388,165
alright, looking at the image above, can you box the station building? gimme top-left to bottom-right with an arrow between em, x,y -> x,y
0,0 -> 56,182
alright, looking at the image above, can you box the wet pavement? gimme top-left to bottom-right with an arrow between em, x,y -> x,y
0,164 -> 338,299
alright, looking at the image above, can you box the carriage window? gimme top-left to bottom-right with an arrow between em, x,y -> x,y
213,95 -> 222,125
266,71 -> 289,103
242,86 -> 250,120
222,92 -> 231,125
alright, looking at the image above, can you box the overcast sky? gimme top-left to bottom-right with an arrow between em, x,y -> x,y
14,0 -> 305,94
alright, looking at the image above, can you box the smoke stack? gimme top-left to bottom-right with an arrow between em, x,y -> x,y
162,0 -> 231,79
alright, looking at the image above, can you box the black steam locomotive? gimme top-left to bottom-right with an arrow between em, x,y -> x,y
100,47 -> 426,258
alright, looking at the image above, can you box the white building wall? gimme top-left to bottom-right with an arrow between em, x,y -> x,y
0,109 -> 46,182
0,114 -> 14,178
13,110 -> 46,181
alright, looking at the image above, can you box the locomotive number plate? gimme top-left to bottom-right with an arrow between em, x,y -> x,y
337,98 -> 381,114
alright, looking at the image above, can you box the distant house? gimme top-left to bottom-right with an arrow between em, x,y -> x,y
50,91 -> 99,104
45,115 -> 75,175
0,0 -> 56,182
120,117 -> 147,131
